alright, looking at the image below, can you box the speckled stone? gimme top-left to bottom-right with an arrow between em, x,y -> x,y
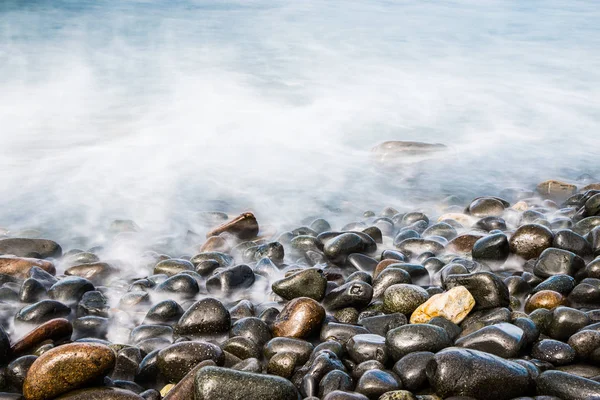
383,284 -> 429,315
536,370 -> 600,400
23,343 -> 116,400
509,224 -> 553,260
194,366 -> 299,400
427,347 -> 532,399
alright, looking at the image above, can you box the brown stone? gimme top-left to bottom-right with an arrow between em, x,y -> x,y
410,286 -> 475,324
11,318 -> 73,357
373,259 -> 401,279
525,290 -> 564,313
447,233 -> 485,254
23,343 -> 115,400
0,256 -> 55,279
273,297 -> 325,339
206,212 -> 259,240
537,180 -> 577,197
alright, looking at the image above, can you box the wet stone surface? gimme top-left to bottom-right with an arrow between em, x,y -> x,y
1,185 -> 600,399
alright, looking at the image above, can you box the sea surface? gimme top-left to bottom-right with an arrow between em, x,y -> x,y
1,0 -> 599,245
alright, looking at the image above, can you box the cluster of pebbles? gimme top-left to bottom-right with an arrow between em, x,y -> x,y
2,179 -> 600,400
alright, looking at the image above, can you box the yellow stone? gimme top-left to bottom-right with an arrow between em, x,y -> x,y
160,384 -> 175,397
410,286 -> 475,324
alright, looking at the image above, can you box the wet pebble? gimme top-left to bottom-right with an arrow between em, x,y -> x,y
23,343 -> 115,400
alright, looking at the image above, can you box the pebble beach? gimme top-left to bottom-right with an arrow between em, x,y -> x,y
2,173 -> 600,399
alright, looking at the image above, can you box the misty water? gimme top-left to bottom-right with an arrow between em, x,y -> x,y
1,0 -> 599,248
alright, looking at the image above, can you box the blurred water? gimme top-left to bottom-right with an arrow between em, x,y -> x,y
0,0 -> 599,243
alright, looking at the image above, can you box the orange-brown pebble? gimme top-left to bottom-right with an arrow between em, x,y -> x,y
0,256 -> 55,279
23,343 -> 115,400
272,297 -> 325,339
11,318 -> 73,357
525,290 -> 564,313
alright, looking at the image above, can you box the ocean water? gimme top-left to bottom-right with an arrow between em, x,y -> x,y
1,0 -> 599,245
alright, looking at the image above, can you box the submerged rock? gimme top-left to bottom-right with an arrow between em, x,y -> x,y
371,141 -> 447,164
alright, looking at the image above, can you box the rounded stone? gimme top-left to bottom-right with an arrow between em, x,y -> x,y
157,341 -> 224,383
386,324 -> 451,360
15,300 -> 71,325
468,197 -> 505,217
426,347 -> 532,399
509,224 -> 554,260
273,297 -> 325,339
23,343 -> 116,400
531,339 -> 576,365
355,369 -> 401,399
153,259 -> 194,276
472,233 -> 510,266
383,284 -> 429,315
174,297 -> 230,336
272,268 -> 327,301
392,351 -> 434,391
525,290 -> 564,313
